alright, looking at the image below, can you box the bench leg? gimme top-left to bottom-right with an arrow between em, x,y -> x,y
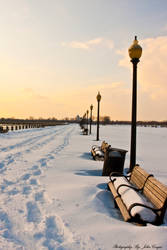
114,200 -> 118,209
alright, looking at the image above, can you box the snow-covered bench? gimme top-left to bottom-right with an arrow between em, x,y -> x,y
91,141 -> 110,161
108,165 -> 167,226
81,127 -> 88,135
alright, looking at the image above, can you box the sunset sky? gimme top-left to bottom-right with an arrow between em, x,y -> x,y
0,0 -> 167,120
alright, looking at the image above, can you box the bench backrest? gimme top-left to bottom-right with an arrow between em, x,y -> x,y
101,141 -> 109,153
131,166 -> 167,223
130,165 -> 152,190
143,176 -> 167,210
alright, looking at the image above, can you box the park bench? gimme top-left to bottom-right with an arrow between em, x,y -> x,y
80,127 -> 88,135
91,141 -> 110,161
83,128 -> 88,135
107,165 -> 167,226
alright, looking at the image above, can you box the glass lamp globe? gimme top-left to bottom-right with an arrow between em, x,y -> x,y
128,36 -> 142,59
96,92 -> 101,102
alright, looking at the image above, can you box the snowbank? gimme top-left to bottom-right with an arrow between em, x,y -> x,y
0,124 -> 166,249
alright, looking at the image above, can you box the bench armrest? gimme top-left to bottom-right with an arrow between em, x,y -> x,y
110,172 -> 124,177
116,184 -> 141,196
128,203 -> 162,225
109,173 -> 130,182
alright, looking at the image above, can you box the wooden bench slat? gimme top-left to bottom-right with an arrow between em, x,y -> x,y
108,182 -> 131,222
144,190 -> 165,209
143,181 -> 167,208
131,166 -> 148,176
130,166 -> 151,189
131,175 -> 147,188
144,178 -> 167,199
144,183 -> 167,202
101,142 -> 109,153
146,177 -> 167,195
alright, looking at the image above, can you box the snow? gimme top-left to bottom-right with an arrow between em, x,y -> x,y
0,124 -> 167,250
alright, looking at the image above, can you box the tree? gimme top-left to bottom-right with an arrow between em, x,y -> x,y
102,116 -> 111,124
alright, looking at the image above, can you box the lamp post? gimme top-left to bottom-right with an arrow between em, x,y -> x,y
84,113 -> 86,128
80,113 -> 85,129
89,104 -> 93,134
86,110 -> 89,132
96,92 -> 101,141
128,36 -> 142,172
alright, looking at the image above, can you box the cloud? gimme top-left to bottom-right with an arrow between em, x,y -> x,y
61,37 -> 114,50
162,24 -> 167,31
118,36 -> 167,120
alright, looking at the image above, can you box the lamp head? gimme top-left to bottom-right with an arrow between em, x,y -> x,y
128,36 -> 142,59
90,104 -> 93,110
96,92 -> 101,102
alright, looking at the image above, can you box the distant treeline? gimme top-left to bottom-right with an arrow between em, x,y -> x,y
0,118 -> 67,126
0,118 -> 167,127
80,117 -> 167,127
101,120 -> 167,127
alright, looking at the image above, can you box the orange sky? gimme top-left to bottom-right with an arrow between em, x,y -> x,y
0,1 -> 167,120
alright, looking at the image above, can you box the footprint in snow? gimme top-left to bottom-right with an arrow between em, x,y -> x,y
22,186 -> 32,195
33,215 -> 73,249
31,165 -> 39,170
44,216 -> 64,243
34,191 -> 45,203
47,154 -> 55,160
0,209 -> 22,244
0,162 -> 5,169
0,210 -> 12,232
3,179 -> 15,186
33,169 -> 42,176
21,173 -> 31,181
7,188 -> 19,196
6,155 -> 15,165
0,179 -> 15,192
33,232 -> 44,240
39,158 -> 47,167
26,201 -> 41,223
29,178 -> 38,185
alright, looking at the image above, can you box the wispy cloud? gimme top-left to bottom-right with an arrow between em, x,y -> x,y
118,35 -> 167,120
162,24 -> 167,31
61,37 -> 114,50
118,36 -> 167,96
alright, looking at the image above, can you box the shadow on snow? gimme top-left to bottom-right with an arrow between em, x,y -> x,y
79,152 -> 93,160
75,169 -> 102,176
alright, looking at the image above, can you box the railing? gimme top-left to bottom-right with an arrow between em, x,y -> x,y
0,121 -> 67,133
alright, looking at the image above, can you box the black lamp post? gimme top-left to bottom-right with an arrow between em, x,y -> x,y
86,110 -> 89,132
128,36 -> 142,172
96,92 -> 101,141
89,104 -> 93,134
80,113 -> 85,129
84,113 -> 86,128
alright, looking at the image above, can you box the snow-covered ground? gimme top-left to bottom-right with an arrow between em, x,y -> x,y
0,124 -> 166,250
